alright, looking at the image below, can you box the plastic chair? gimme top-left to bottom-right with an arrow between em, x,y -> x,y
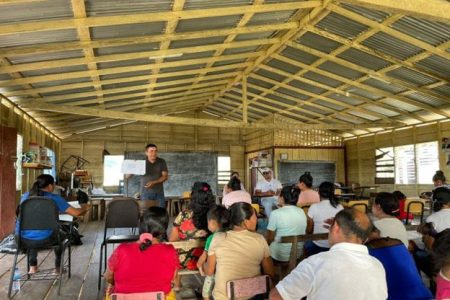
405,200 -> 425,225
226,275 -> 271,300
8,197 -> 71,298
345,200 -> 369,213
110,291 -> 164,300
98,199 -> 140,289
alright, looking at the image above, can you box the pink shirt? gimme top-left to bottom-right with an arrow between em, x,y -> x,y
108,242 -> 180,294
436,271 -> 450,300
222,190 -> 252,209
297,189 -> 320,206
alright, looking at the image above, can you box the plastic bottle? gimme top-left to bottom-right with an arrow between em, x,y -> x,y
12,267 -> 20,292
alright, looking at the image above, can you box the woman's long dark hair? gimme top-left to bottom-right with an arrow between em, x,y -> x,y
280,185 -> 300,206
227,176 -> 241,191
29,174 -> 55,196
319,181 -> 339,208
139,207 -> 169,251
229,202 -> 254,227
190,182 -> 216,231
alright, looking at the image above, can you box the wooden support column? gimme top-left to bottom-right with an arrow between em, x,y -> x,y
242,74 -> 248,124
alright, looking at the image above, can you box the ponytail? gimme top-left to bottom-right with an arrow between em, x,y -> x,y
29,174 -> 55,197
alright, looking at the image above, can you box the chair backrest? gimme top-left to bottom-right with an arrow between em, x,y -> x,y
251,203 -> 260,213
110,291 -> 164,300
226,275 -> 271,300
17,197 -> 61,248
406,200 -> 425,225
346,200 -> 369,213
182,191 -> 191,198
105,199 -> 140,229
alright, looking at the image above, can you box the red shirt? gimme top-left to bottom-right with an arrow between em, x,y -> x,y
108,242 -> 180,294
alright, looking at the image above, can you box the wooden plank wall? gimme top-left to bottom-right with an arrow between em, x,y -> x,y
345,121 -> 450,197
0,97 -> 60,194
61,113 -> 245,192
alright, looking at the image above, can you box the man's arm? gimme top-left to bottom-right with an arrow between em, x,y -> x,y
66,204 -> 90,217
145,170 -> 169,188
271,259 -> 314,300
255,189 -> 276,197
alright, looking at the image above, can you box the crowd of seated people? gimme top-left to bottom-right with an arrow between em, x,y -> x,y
97,167 -> 450,300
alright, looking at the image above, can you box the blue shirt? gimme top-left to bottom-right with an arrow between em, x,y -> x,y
15,192 -> 70,240
368,243 -> 433,300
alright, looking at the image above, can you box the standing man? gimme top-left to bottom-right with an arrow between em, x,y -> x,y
138,143 -> 168,208
270,208 -> 387,300
254,168 -> 282,218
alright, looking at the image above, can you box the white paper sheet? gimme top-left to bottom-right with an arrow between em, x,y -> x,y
59,214 -> 73,222
121,160 -> 146,175
68,201 -> 81,208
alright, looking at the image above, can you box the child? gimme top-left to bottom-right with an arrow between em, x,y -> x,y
197,205 -> 229,300
432,229 -> 450,299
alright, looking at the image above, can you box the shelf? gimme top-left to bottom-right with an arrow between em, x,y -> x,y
23,162 -> 53,169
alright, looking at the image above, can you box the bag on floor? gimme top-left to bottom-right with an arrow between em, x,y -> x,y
0,233 -> 17,254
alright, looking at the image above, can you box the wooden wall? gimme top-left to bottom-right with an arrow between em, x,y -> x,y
345,121 -> 450,197
60,112 -> 245,193
0,97 -> 60,194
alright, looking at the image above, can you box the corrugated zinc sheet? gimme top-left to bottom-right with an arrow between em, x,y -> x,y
266,58 -> 301,74
385,67 -> 437,86
296,32 -> 343,54
361,32 -> 424,61
390,16 -> 450,47
246,10 -> 295,26
337,48 -> 391,71
0,29 -> 78,48
90,22 -> 166,39
315,12 -> 369,40
0,0 -> 72,23
176,15 -> 241,32
86,0 -> 172,16
415,55 -> 450,79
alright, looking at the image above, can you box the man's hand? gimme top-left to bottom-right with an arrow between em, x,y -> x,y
145,181 -> 155,189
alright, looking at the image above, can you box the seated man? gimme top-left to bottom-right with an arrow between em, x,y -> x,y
254,168 -> 282,218
270,208 -> 387,300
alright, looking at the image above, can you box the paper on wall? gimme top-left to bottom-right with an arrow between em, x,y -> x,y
121,160 -> 146,175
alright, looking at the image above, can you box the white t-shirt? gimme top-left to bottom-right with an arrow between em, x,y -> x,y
276,242 -> 387,300
254,178 -> 282,193
426,208 -> 450,233
307,200 -> 344,248
373,217 -> 409,247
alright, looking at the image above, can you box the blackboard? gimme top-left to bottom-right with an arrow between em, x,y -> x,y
124,151 -> 218,197
278,161 -> 336,187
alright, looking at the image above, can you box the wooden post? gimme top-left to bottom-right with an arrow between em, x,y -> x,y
242,74 -> 248,124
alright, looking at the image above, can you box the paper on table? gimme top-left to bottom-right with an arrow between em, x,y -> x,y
121,160 -> 146,175
68,201 -> 81,208
59,214 -> 73,222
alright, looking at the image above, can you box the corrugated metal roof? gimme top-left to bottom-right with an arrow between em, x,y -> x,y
302,71 -> 343,88
21,65 -> 88,77
185,0 -> 251,10
288,79 -> 326,95
264,93 -> 296,106
41,86 -> 95,97
380,98 -> 421,112
340,4 -> 390,22
347,111 -> 380,121
347,87 -> 382,100
90,22 -> 166,39
31,77 -> 92,88
327,93 -> 364,106
266,58 -> 301,74
364,105 -> 399,117
361,32 -> 423,60
252,103 -> 277,113
0,29 -> 78,48
170,36 -> 226,49
362,78 -> 406,94
0,0 -> 72,23
102,80 -> 149,90
95,43 -> 160,56
176,15 -> 241,32
213,58 -> 247,67
246,10 -> 295,26
281,46 -> 319,65
315,12 -> 369,40
314,99 -> 345,111
302,104 -> 331,115
405,92 -> 448,107
337,48 -> 391,71
101,70 -> 151,80
222,45 -> 260,55
415,55 -> 450,79
255,68 -> 286,82
276,87 -> 309,100
165,51 -> 215,62
385,67 -> 437,86
432,84 -> 450,98
297,32 -> 343,54
258,99 -> 286,110
160,63 -> 207,73
390,16 -> 450,47
234,31 -> 275,42
156,74 -> 194,83
86,0 -> 171,16
8,50 -> 85,64
318,61 -> 364,80
97,58 -> 150,69
248,76 -> 273,89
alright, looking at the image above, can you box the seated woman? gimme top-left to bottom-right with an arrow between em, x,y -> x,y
392,191 -> 413,223
296,172 -> 320,206
222,176 -> 251,209
222,171 -> 245,196
16,174 -> 89,274
266,185 -> 307,263
205,202 -> 275,300
105,207 -> 180,298
366,227 -> 432,300
372,192 -> 408,247
304,181 -> 343,256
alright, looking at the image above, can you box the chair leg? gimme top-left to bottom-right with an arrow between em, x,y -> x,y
98,243 -> 104,290
7,252 -> 19,299
68,244 -> 71,278
58,246 -> 65,296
